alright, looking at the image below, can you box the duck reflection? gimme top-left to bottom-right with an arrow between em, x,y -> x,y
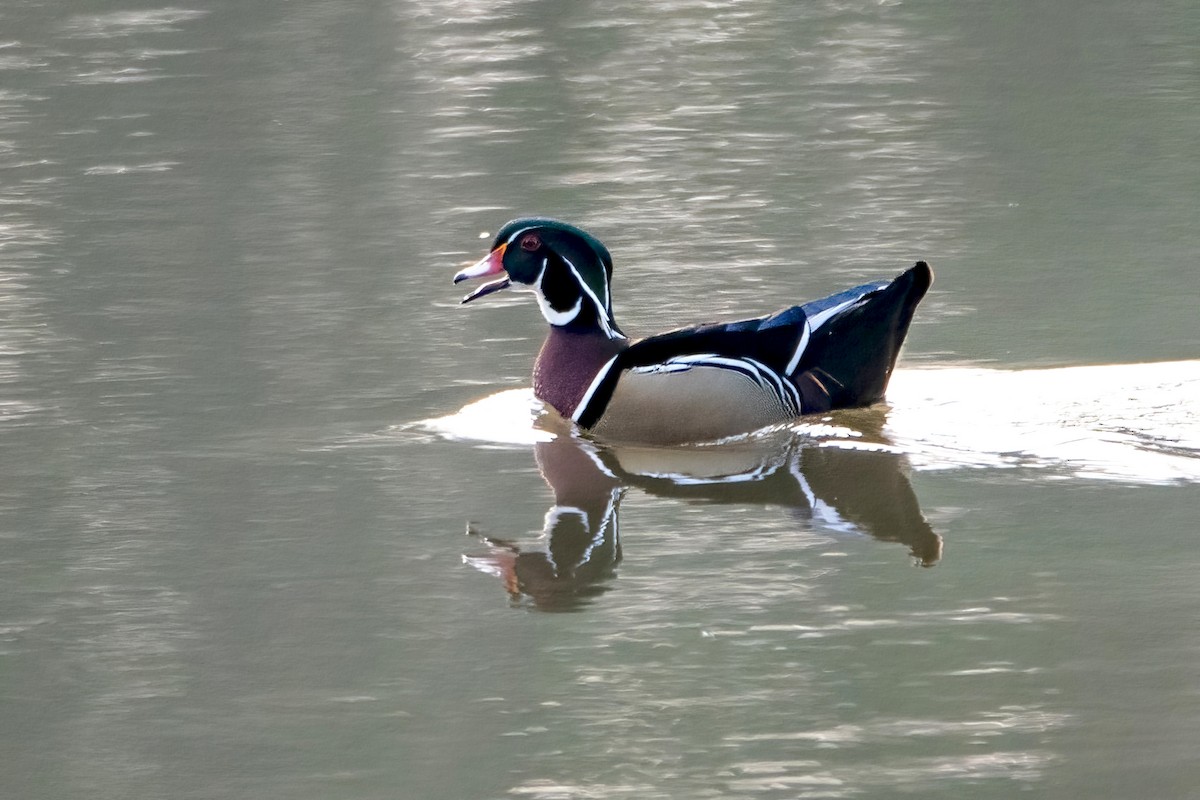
464,409 -> 941,611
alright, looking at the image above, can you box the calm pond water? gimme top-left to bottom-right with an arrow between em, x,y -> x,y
2,2 -> 1199,799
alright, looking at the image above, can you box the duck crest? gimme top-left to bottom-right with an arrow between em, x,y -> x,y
534,326 -> 628,419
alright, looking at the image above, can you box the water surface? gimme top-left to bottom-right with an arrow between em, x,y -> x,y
2,2 -> 1198,799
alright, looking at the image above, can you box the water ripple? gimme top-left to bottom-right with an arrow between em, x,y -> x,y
59,9 -> 209,40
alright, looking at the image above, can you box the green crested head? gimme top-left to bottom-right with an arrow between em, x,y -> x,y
454,217 -> 624,339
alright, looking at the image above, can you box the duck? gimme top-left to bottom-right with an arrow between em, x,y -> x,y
453,217 -> 932,445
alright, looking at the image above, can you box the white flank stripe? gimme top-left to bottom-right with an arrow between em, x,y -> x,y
639,354 -> 798,414
615,353 -> 805,416
785,320 -> 812,375
631,362 -> 691,375
669,355 -> 767,391
785,295 -> 868,375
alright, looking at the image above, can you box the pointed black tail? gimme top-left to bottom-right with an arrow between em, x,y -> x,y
795,261 -> 932,411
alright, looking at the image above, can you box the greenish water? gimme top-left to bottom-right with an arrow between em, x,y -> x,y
1,2 -> 1198,799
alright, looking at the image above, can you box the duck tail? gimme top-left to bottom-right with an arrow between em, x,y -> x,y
790,261 -> 932,411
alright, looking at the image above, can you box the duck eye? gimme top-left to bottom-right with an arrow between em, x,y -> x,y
520,234 -> 541,252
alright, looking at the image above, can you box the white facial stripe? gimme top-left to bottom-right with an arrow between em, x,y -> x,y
504,226 -> 534,245
561,254 -> 619,339
561,253 -> 609,312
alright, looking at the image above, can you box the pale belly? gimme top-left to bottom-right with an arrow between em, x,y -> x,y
589,364 -> 794,445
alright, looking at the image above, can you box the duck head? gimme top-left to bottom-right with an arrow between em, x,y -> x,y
454,217 -> 625,339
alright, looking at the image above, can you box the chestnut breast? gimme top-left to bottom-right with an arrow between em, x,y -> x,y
533,327 -> 627,419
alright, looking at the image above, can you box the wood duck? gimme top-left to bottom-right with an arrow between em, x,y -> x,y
454,217 -> 932,445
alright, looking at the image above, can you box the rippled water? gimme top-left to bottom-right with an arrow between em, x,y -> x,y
2,2 -> 1199,799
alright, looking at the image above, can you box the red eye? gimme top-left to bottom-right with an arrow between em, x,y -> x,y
520,234 -> 541,252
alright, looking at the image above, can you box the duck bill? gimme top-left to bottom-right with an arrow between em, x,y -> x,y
460,276 -> 511,304
454,243 -> 510,303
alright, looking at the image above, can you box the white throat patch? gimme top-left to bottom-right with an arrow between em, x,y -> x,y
533,259 -> 582,326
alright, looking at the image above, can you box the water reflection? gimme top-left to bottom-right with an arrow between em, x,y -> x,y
436,357 -> 1200,610
464,429 -> 624,612
463,411 -> 940,611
